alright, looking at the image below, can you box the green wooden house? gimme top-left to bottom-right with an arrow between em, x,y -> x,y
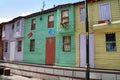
23,3 -> 76,67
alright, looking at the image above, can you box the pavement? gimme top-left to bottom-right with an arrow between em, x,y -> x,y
0,75 -> 43,80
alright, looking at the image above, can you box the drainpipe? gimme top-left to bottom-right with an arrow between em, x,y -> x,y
85,0 -> 90,80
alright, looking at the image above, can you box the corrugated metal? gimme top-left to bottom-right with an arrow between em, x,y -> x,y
46,37 -> 55,65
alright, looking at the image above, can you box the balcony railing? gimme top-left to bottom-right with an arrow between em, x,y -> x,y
93,20 -> 120,30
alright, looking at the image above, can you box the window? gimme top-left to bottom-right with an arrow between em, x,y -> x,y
80,7 -> 85,22
30,39 -> 35,51
16,21 -> 20,32
48,15 -> 54,28
99,3 -> 111,21
2,26 -> 5,37
105,33 -> 116,52
3,26 -> 5,31
61,10 -> 69,24
17,40 -> 22,52
63,36 -> 71,52
4,42 -> 8,52
31,19 -> 36,30
12,24 -> 14,30
17,21 -> 20,26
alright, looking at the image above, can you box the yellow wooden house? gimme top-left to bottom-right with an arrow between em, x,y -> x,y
74,0 -> 120,70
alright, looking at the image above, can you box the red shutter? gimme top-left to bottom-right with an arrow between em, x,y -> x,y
28,32 -> 33,38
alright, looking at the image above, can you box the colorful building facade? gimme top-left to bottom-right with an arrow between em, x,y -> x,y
92,0 -> 120,70
2,17 -> 25,62
74,1 -> 96,68
56,4 -> 75,67
75,0 -> 120,70
0,0 -> 120,70
23,8 -> 57,64
23,4 -> 76,67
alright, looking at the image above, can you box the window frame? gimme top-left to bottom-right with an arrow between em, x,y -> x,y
80,7 -> 86,22
105,33 -> 116,52
63,36 -> 71,52
31,19 -> 36,30
30,39 -> 35,52
12,24 -> 14,31
61,10 -> 69,24
16,21 -> 20,32
99,2 -> 112,21
17,40 -> 22,52
48,14 -> 54,28
4,41 -> 8,52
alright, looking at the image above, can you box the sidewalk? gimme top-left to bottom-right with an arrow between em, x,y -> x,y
0,75 -> 42,80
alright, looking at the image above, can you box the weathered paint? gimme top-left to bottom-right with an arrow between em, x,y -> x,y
2,18 -> 25,61
75,0 -> 120,70
55,5 -> 76,67
91,0 -> 120,70
23,5 -> 76,67
23,12 -> 57,64
75,1 -> 94,67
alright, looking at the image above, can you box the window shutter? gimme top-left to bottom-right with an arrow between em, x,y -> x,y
99,3 -> 111,21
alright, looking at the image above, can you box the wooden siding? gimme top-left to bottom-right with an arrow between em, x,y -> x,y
75,2 -> 94,67
75,0 -> 120,70
2,18 -> 24,61
23,12 -> 57,65
56,6 -> 76,67
93,0 -> 120,70
94,31 -> 120,70
57,6 -> 75,33
92,0 -> 120,24
24,5 -> 76,67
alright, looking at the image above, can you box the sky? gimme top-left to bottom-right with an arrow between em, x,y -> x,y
0,0 -> 83,23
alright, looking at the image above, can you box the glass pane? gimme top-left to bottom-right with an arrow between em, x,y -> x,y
4,42 -> 8,52
80,7 -> 85,22
62,11 -> 68,17
32,19 -> 36,24
30,39 -> 35,51
49,15 -> 54,21
106,33 -> 115,41
18,41 -> 22,52
63,36 -> 71,52
17,21 -> 20,26
64,45 -> 70,52
106,42 -> 116,51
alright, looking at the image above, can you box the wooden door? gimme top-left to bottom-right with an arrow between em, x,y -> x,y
46,37 -> 55,65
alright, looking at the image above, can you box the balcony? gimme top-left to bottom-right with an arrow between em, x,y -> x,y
57,22 -> 74,33
14,32 -> 23,38
93,20 -> 120,30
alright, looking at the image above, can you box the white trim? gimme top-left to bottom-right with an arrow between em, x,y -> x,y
93,23 -> 108,27
111,20 -> 120,24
